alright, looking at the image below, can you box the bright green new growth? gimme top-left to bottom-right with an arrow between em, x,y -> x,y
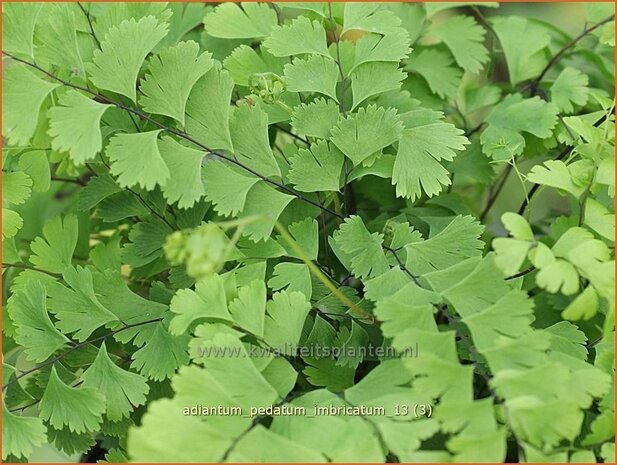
1,2 -> 615,464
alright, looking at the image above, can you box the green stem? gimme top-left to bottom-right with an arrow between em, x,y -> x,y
272,220 -> 376,324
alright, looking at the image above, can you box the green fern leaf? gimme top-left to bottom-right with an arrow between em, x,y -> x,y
2,65 -> 59,145
82,343 -> 149,421
7,280 -> 70,362
87,16 -> 168,102
330,105 -> 403,166
264,16 -> 329,57
48,91 -> 113,165
106,130 -> 170,190
203,3 -> 277,39
288,141 -> 344,192
139,41 -> 213,125
284,55 -> 339,101
39,366 -> 106,433
2,404 -> 47,460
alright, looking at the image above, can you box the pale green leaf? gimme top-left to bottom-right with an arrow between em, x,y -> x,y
288,140 -> 344,192
481,94 -> 558,160
186,68 -> 235,151
584,197 -> 614,241
2,3 -> 43,58
550,67 -> 589,114
2,172 -> 32,206
268,262 -> 312,300
379,420 -> 440,462
2,65 -> 60,146
2,404 -> 47,460
290,98 -> 341,139
7,280 -> 70,363
502,212 -> 534,241
107,130 -> 170,190
505,398 -> 583,449
393,118 -> 468,200
492,16 -> 550,86
18,150 -> 50,192
131,323 -> 189,381
263,16 -> 329,57
34,4 -> 85,75
203,160 -> 260,216
47,265 -> 120,341
2,209 -> 23,239
284,55 -> 339,101
463,290 -> 534,350
424,256 -> 510,317
158,136 -> 206,209
238,183 -> 294,242
332,215 -> 390,279
405,215 -> 484,276
493,238 -> 532,276
527,160 -> 586,199
203,3 -> 277,39
139,40 -> 213,125
430,15 -> 488,74
169,274 -> 232,335
160,3 -> 208,47
277,218 -> 320,261
228,425 -> 326,462
229,104 -> 281,178
88,16 -> 168,102
484,94 -> 558,139
342,4 -> 402,35
532,248 -> 580,295
351,63 -> 406,110
229,280 -> 267,337
82,343 -> 149,421
127,398 -> 233,462
406,49 -> 462,99
562,286 -> 599,321
48,90 -> 113,165
77,175 -> 122,211
330,105 -> 403,166
276,3 -> 326,17
40,366 -> 106,433
223,45 -> 270,86
352,30 -> 412,71
264,291 -> 312,353
92,3 -> 172,40
303,357 -> 356,392
29,214 -> 78,273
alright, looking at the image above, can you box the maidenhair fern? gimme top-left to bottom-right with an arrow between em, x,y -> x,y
2,2 -> 615,463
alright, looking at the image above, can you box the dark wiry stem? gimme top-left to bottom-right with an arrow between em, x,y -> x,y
505,266 -> 535,281
76,3 -> 141,131
274,124 -> 310,145
517,145 -> 573,215
479,164 -> 512,222
530,15 -> 615,96
383,246 -> 421,286
77,2 -> 101,48
97,154 -> 175,230
327,4 -> 353,217
2,262 -> 62,278
51,175 -> 87,186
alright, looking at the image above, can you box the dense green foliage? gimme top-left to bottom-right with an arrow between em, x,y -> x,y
2,2 -> 615,463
